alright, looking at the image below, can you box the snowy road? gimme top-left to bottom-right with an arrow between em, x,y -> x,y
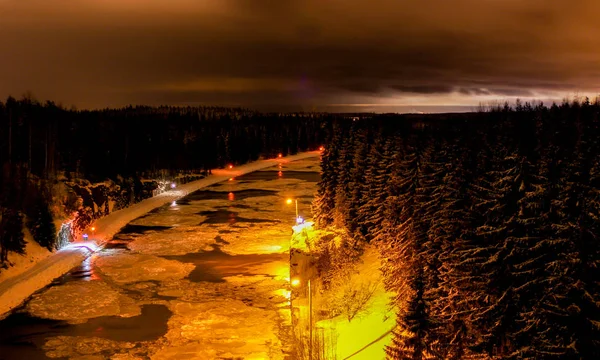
0,244 -> 97,317
0,156 -> 321,359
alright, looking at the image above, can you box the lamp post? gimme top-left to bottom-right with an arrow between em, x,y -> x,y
308,278 -> 313,360
291,277 -> 313,360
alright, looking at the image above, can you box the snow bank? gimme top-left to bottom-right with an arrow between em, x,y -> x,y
0,151 -> 320,319
0,243 -> 94,318
0,229 -> 52,284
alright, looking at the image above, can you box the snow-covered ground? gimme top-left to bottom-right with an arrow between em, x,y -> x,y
0,154 -> 322,359
317,246 -> 396,360
0,242 -> 97,318
0,151 -> 320,320
0,230 -> 52,284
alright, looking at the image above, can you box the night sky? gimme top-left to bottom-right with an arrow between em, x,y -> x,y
1,0 -> 599,112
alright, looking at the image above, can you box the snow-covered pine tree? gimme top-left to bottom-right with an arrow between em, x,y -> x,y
456,117 -> 524,358
313,121 -> 344,227
427,130 -> 478,359
533,109 -> 600,359
359,134 -> 398,243
381,132 -> 440,359
386,271 -> 437,360
347,126 -> 371,239
332,122 -> 357,228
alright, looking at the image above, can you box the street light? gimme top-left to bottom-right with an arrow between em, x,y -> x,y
286,198 -> 299,220
291,277 -> 313,360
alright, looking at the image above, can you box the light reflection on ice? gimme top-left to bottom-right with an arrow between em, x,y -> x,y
79,255 -> 100,281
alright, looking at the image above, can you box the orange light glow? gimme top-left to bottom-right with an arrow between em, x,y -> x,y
286,198 -> 293,205
319,146 -> 324,151
278,171 -> 283,177
91,227 -> 96,232
291,278 -> 301,287
228,192 -> 235,201
229,178 -> 234,181
228,164 -> 233,169
278,153 -> 282,158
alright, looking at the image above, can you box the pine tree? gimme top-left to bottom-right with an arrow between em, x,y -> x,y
427,133 -> 477,359
28,195 -> 57,251
381,132 -> 440,359
0,209 -> 26,263
529,113 -> 600,359
358,133 -> 396,242
347,127 -> 370,238
333,125 -> 356,228
451,119 -> 522,358
313,121 -> 344,227
386,271 -> 437,360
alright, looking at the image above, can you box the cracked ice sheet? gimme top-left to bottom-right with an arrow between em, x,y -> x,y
26,281 -> 140,322
153,300 -> 283,360
95,253 -> 195,284
125,226 -> 218,256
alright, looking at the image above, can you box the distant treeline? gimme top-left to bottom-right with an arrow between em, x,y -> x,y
0,96 -> 330,181
0,96 -> 332,266
314,99 -> 600,359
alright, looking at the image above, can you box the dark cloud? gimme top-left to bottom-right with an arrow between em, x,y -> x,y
0,0 -> 599,110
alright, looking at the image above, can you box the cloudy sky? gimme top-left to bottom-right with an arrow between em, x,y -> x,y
1,0 -> 599,112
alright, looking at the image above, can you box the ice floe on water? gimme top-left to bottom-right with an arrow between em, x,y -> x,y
26,281 -> 140,322
95,254 -> 195,284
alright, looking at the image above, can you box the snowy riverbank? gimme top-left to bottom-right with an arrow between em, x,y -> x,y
0,151 -> 320,319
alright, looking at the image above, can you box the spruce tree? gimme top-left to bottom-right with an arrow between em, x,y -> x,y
28,195 -> 57,251
347,127 -> 370,238
313,121 -> 344,227
0,209 -> 26,263
386,271 -> 437,360
427,133 -> 476,359
359,135 -> 397,242
382,132 -> 440,359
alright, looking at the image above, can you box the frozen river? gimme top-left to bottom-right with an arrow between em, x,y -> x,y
0,158 -> 320,360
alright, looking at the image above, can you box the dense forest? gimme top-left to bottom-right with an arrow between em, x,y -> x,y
313,99 -> 600,359
0,96 -> 330,266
